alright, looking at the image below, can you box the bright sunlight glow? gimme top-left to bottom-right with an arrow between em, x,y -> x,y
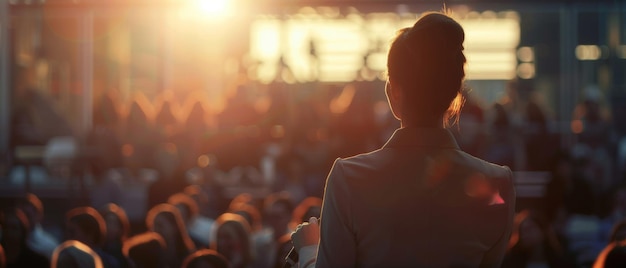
195,0 -> 232,18
249,10 -> 520,82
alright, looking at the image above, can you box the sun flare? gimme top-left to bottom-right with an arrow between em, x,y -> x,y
195,0 -> 232,17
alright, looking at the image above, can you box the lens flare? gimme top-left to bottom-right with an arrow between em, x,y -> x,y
196,0 -> 231,18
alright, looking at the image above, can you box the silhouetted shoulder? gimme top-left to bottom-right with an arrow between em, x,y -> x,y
330,146 -> 514,203
336,147 -> 511,179
455,150 -> 513,180
334,148 -> 396,174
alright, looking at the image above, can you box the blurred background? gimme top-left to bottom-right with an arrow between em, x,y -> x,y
1,0 -> 626,267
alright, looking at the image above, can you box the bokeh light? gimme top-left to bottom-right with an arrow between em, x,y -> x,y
197,154 -> 211,168
190,0 -> 234,19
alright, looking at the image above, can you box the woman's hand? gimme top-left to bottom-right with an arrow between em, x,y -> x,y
291,217 -> 320,251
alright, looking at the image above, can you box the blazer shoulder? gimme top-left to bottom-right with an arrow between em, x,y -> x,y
334,148 -> 388,170
456,151 -> 513,180
457,152 -> 516,203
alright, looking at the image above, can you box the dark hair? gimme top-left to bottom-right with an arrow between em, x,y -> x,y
185,101 -> 207,127
168,193 -> 200,221
264,191 -> 295,215
0,244 -> 5,268
211,213 -> 252,265
184,185 -> 209,206
387,11 -> 466,126
182,249 -> 230,268
0,208 -> 30,242
156,100 -> 178,126
127,100 -> 149,125
610,220 -> 626,242
229,193 -> 254,210
99,203 -> 131,241
605,243 -> 626,268
51,240 -> 103,268
93,93 -> 120,126
19,193 -> 44,219
122,232 -> 167,268
145,204 -> 196,258
229,203 -> 263,232
66,207 -> 107,247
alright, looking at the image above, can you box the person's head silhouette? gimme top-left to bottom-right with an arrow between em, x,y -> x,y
386,12 -> 466,128
98,203 -> 130,244
65,207 -> 107,249
51,240 -> 103,268
181,249 -> 230,268
122,232 -> 167,268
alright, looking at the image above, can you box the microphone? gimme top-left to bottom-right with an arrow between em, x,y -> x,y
283,247 -> 299,268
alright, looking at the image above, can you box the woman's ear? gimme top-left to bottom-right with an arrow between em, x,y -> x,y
386,79 -> 403,121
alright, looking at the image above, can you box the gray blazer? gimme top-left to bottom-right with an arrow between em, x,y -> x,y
317,127 -> 515,268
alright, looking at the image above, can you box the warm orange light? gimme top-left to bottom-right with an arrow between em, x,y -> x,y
316,128 -> 328,141
329,84 -> 356,114
270,125 -> 285,138
122,144 -> 134,157
194,0 -> 232,18
465,173 -> 491,198
571,120 -> 584,134
197,154 -> 211,168
164,143 -> 178,154
247,125 -> 261,138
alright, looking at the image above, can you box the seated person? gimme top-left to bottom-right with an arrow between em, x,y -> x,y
122,232 -> 167,268
1,208 -> 49,268
65,206 -> 120,268
51,240 -> 103,268
181,249 -> 230,268
18,193 -> 59,260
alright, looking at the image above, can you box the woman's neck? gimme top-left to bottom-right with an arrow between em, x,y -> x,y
401,117 -> 444,128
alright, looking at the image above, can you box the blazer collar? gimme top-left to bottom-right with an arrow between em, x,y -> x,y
382,127 -> 460,150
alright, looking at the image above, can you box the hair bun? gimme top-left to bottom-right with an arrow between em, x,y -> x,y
386,11 -> 467,126
405,13 -> 465,58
